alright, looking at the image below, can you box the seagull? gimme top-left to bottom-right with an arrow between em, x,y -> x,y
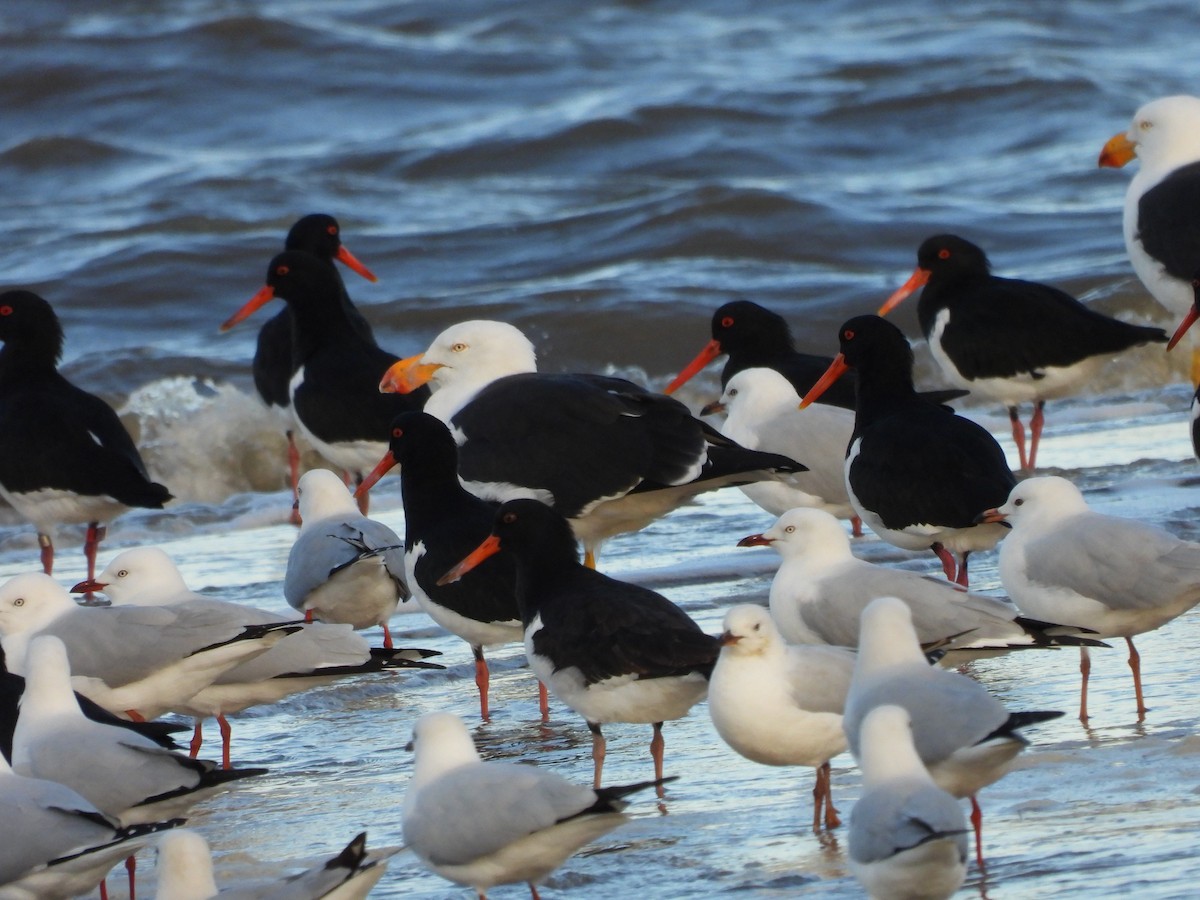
700,367 -> 859,533
707,604 -> 853,831
152,829 -> 396,900
739,507 -> 1106,660
240,214 -> 380,521
284,468 -> 410,648
377,319 -> 805,567
403,711 -> 670,900
0,572 -> 296,722
878,233 -> 1166,470
220,250 -> 429,510
355,411 -> 533,723
978,475 -> 1200,722
0,748 -> 180,900
1099,95 -> 1200,376
800,315 -> 1015,586
843,597 -> 1062,867
439,499 -> 718,790
0,289 -> 172,586
1,642 -> 185,764
848,704 -> 969,900
74,546 -> 442,766
11,635 -> 266,827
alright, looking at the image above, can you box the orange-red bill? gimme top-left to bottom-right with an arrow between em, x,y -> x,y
220,285 -> 276,332
379,354 -> 442,394
664,339 -> 723,395
69,578 -> 106,593
718,630 -> 739,646
437,534 -> 502,586
1098,131 -> 1136,169
878,268 -> 930,316
799,353 -> 848,408
973,507 -> 1007,525
335,245 -> 378,283
736,533 -> 772,547
699,399 -> 726,416
354,450 -> 398,498
1167,306 -> 1200,351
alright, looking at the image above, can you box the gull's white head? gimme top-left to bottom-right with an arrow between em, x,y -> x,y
994,475 -> 1088,529
297,468 -> 360,525
90,546 -> 190,606
740,507 -> 853,562
0,573 -> 75,637
719,604 -> 784,657
720,368 -> 800,420
421,320 -> 537,385
1104,95 -> 1200,177
405,711 -> 482,791
154,830 -> 219,900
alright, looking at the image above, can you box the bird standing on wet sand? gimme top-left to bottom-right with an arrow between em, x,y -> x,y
978,475 -> 1200,723
220,250 -> 430,512
0,290 -> 171,587
843,597 -> 1063,868
707,604 -> 853,831
355,411 -> 534,723
738,507 -> 1106,660
1099,95 -> 1200,379
849,704 -> 969,900
878,233 -> 1167,471
439,498 -> 718,790
800,315 -> 1015,586
403,712 -> 670,900
235,214 -> 381,520
378,319 -> 804,568
285,468 -> 409,649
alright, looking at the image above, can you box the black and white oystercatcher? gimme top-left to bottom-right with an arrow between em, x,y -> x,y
1100,95 -> 1200,369
800,315 -> 1015,586
379,319 -> 805,567
220,250 -> 430,510
0,290 -> 172,584
239,214 -> 380,517
878,234 -> 1167,470
439,498 -> 719,791
355,411 -> 535,722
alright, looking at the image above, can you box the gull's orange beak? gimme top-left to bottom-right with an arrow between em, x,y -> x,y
379,354 -> 443,394
718,630 -> 740,647
973,507 -> 1007,525
1098,131 -> 1136,168
437,534 -> 502,586
70,578 -> 107,594
736,533 -> 772,547
878,268 -> 931,315
799,353 -> 848,408
664,339 -> 723,395
220,285 -> 276,332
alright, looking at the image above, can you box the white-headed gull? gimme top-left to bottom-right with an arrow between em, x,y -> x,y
377,319 -> 804,567
152,829 -> 397,900
0,572 -> 294,720
284,468 -> 410,648
12,636 -> 265,827
978,475 -> 1200,722
0,748 -> 180,900
707,604 -> 853,830
849,704 -> 969,900
843,597 -> 1062,867
75,546 -> 442,766
701,367 -> 859,532
739,507 -> 1102,660
440,499 -> 717,791
403,712 -> 668,899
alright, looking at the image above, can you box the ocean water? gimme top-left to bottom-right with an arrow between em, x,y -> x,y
2,0 -> 1200,896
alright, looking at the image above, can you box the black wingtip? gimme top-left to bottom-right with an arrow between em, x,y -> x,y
325,832 -> 368,871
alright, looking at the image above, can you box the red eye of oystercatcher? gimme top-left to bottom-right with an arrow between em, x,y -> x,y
276,265 -> 290,276
938,248 -> 951,260
720,316 -> 734,328
0,306 -> 12,316
326,224 -> 338,235
392,427 -> 403,438
843,329 -> 855,341
502,512 -> 517,524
